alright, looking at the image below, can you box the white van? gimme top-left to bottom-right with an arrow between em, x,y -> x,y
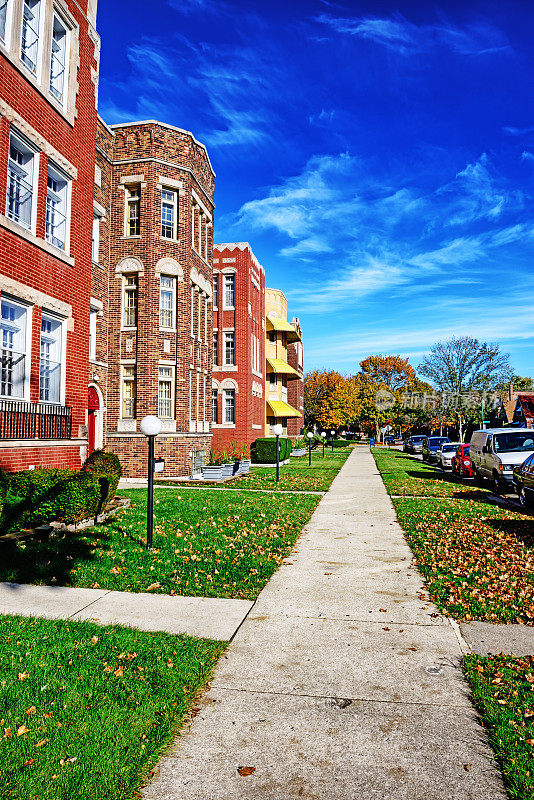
469,428 -> 534,493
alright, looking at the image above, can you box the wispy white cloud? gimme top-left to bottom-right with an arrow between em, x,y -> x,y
522,150 -> 534,162
316,12 -> 511,58
503,125 -> 534,136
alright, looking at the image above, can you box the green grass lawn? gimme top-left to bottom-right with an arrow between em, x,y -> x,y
0,615 -> 225,800
0,489 -> 319,600
374,449 -> 534,623
177,447 -> 353,493
463,654 -> 534,800
373,447 -> 488,497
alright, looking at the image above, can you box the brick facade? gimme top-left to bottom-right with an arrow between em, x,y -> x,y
211,243 -> 265,454
0,0 -> 99,471
92,119 -> 215,478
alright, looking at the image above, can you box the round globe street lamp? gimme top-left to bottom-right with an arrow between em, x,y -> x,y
272,423 -> 283,482
331,430 -> 335,452
321,431 -> 326,457
307,431 -> 314,466
140,415 -> 163,550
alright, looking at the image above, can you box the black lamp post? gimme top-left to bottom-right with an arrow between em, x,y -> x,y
321,431 -> 326,457
273,423 -> 283,482
331,430 -> 335,452
140,415 -> 163,550
307,431 -> 314,466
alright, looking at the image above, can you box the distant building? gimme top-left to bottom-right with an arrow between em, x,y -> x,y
211,243 -> 265,453
286,317 -> 304,438
0,0 -> 100,471
92,119 -> 215,478
264,288 -> 302,437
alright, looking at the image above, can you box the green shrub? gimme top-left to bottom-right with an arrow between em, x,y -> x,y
82,449 -> 122,506
251,437 -> 292,463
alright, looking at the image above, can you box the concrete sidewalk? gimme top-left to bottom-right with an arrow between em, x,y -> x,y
142,446 -> 506,800
0,583 -> 252,641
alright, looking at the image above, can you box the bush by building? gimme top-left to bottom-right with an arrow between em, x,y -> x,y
250,437 -> 293,463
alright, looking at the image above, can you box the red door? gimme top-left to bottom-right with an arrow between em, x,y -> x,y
88,387 -> 100,455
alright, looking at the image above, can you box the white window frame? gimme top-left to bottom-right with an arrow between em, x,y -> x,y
212,388 -> 218,424
20,0 -> 43,77
39,311 -> 65,405
49,11 -> 70,106
190,286 -> 195,336
122,275 -> 138,329
92,213 -> 100,263
158,365 -> 174,419
223,273 -> 235,309
121,365 -> 136,419
6,130 -> 38,233
224,331 -> 235,366
160,187 -> 178,239
212,331 -> 218,365
213,273 -> 219,309
0,296 -> 31,400
89,306 -> 98,362
159,275 -> 175,329
124,185 -> 140,237
0,0 -> 13,48
46,161 -> 70,252
223,388 -> 235,424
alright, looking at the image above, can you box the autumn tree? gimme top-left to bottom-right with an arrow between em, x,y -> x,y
359,355 -> 416,391
304,371 -> 360,430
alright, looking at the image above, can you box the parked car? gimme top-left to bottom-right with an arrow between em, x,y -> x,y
422,436 -> 452,463
513,453 -> 534,509
405,435 -> 426,454
451,444 -> 474,479
470,428 -> 534,494
436,442 -> 461,469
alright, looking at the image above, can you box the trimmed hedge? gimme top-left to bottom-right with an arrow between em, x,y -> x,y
250,437 -> 293,464
0,455 -> 121,534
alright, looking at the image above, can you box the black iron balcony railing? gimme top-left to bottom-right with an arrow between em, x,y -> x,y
0,399 -> 72,440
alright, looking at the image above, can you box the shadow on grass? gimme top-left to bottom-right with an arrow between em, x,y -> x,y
487,517 -> 534,547
0,526 -> 109,587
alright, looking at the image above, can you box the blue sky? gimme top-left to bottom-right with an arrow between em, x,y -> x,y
97,0 -> 534,378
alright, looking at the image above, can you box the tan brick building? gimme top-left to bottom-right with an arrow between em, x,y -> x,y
91,118 -> 215,478
286,316 -> 304,438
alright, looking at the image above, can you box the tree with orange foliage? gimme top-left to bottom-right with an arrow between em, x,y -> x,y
359,355 -> 416,391
304,370 -> 360,430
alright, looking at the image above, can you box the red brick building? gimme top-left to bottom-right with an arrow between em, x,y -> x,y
286,316 -> 304,438
0,0 -> 100,471
211,242 -> 265,454
91,119 -> 215,478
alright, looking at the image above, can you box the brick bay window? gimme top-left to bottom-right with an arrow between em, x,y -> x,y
159,275 -> 175,329
224,331 -> 235,366
121,366 -> 136,418
158,366 -> 174,419
212,331 -> 218,365
212,388 -> 218,423
1,297 -> 28,399
49,12 -> 69,104
39,314 -> 63,403
223,389 -> 235,424
160,188 -> 177,239
46,163 -> 69,250
122,275 -> 137,328
6,131 -> 37,231
125,186 -> 140,236
21,0 -> 41,75
223,274 -> 235,309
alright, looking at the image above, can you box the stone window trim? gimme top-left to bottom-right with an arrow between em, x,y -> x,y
93,199 -> 106,218
115,256 -> 144,275
0,2 -> 80,126
155,257 -> 183,280
191,189 -> 212,222
156,175 -> 183,192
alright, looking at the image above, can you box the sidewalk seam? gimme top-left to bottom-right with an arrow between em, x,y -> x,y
68,590 -> 112,619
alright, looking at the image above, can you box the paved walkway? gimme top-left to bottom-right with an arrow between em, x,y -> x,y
141,446 -> 506,800
0,583 -> 252,641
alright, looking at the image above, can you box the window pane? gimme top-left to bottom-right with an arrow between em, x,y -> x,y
46,165 -> 67,250
224,389 -> 235,423
224,274 -> 235,307
212,332 -> 218,365
21,0 -> 40,73
159,275 -> 174,327
0,0 -> 8,42
212,389 -> 218,423
1,299 -> 26,398
213,275 -> 218,308
224,332 -> 235,365
161,189 -> 175,238
126,187 -> 140,236
7,136 -> 34,230
123,276 -> 137,327
39,314 -> 62,403
158,366 -> 173,418
49,15 -> 67,102
92,214 -> 99,262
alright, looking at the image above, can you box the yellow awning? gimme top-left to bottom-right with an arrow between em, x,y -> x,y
266,313 -> 301,342
266,358 -> 301,379
267,400 -> 302,418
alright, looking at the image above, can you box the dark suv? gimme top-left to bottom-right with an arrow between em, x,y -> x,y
422,436 -> 452,463
405,435 -> 426,454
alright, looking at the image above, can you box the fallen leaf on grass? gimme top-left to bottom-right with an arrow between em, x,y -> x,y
18,672 -> 29,681
237,766 -> 256,776
36,739 -> 48,748
17,725 -> 30,736
23,759 -> 35,766
113,667 -> 124,677
146,582 -> 161,592
25,707 -> 36,716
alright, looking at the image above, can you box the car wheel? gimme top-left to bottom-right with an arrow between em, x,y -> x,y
474,470 -> 485,487
519,487 -> 532,509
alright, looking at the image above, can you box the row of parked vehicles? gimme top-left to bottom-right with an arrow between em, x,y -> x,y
403,428 -> 534,508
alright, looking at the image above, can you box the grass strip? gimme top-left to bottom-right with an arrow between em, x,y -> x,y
228,448 -> 353,492
0,615 -> 225,800
373,448 -> 488,498
463,654 -> 534,800
0,489 -> 319,600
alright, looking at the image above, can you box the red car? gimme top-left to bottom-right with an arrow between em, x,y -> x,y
452,444 -> 474,478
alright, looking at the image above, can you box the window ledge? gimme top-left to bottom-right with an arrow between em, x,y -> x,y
121,327 -> 137,332
159,236 -> 180,243
121,235 -> 142,240
0,214 -> 75,266
159,327 -> 177,333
